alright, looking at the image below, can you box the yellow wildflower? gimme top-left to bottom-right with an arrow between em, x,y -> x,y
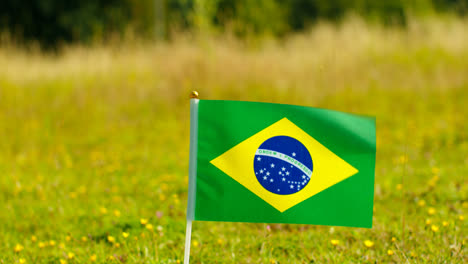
100,207 -> 108,214
19,258 -> 26,264
107,236 -> 115,243
462,202 -> 468,209
14,244 -> 24,253
115,242 -> 121,248
330,239 -> 340,246
396,184 -> 403,190
270,259 -> 276,264
417,200 -> 426,207
108,256 -> 115,260
399,155 -> 407,164
140,218 -> 148,225
81,236 -> 88,242
49,240 -> 56,246
364,240 -> 374,248
59,243 -> 65,249
67,252 -> 75,259
31,235 -> 37,242
66,235 -> 71,242
217,239 -> 224,245
122,232 -> 129,238
431,225 -> 439,232
90,254 -> 97,262
459,215 -> 465,221
193,240 -> 199,247
78,185 -> 87,194
428,175 -> 439,187
38,242 -> 46,248
410,251 -> 417,257
425,219 -> 432,225
442,221 -> 449,227
146,224 -> 154,231
387,249 -> 394,256
59,259 -> 67,264
391,237 -> 396,242
427,207 -> 436,215
113,210 -> 121,217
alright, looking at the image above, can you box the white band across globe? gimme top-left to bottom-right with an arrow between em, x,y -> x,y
255,149 -> 312,178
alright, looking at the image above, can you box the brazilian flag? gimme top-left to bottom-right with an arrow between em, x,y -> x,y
187,99 -> 376,227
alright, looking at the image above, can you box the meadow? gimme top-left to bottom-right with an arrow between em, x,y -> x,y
0,17 -> 467,263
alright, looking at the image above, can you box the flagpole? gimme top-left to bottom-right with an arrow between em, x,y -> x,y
184,91 -> 199,264
183,219 -> 193,264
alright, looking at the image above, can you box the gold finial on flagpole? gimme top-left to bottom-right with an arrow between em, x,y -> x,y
190,91 -> 199,99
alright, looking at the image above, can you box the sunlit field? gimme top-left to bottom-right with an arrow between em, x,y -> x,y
1,17 -> 467,263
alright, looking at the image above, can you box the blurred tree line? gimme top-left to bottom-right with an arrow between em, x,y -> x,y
0,0 -> 467,47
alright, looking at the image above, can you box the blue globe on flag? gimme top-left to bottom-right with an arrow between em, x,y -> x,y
253,136 -> 313,195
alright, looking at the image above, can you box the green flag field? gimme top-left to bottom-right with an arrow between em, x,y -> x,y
1,19 -> 467,263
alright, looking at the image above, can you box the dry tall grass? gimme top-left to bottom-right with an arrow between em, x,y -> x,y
1,17 -> 467,104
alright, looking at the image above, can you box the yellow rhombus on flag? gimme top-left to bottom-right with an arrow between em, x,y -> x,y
210,117 -> 359,212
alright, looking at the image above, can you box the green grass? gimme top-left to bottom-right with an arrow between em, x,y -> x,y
0,17 -> 467,263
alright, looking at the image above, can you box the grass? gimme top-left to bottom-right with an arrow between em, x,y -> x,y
0,17 -> 467,263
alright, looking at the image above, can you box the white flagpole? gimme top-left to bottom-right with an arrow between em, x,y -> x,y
183,219 -> 193,264
184,91 -> 199,264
